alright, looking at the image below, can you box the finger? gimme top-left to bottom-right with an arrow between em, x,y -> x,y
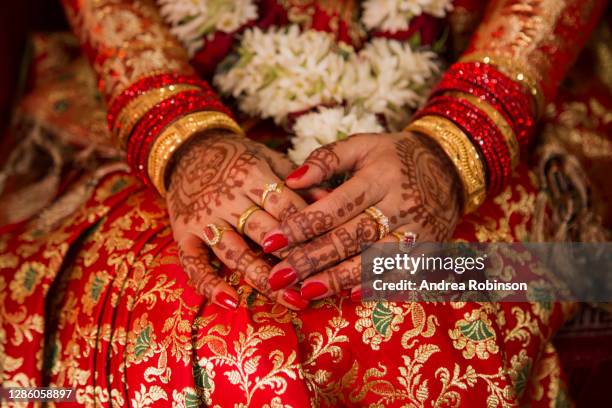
247,175 -> 308,223
262,172 -> 384,252
177,234 -> 239,310
284,138 -> 365,189
267,212 -> 381,291
300,255 -> 361,300
202,222 -> 309,311
230,200 -> 278,246
301,226 -> 419,301
259,148 -> 299,179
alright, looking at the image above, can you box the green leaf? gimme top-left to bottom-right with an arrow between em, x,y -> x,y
372,303 -> 394,336
458,319 -> 494,341
134,326 -> 152,358
432,27 -> 449,53
408,32 -> 422,49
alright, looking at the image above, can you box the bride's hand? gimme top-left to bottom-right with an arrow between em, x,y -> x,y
261,132 -> 462,300
167,130 -> 311,310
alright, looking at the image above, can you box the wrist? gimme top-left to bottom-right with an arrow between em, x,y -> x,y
147,111 -> 243,196
406,117 -> 486,214
166,129 -> 238,191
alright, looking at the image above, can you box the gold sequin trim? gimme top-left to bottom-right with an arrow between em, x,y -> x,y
148,111 -> 244,196
407,116 -> 487,214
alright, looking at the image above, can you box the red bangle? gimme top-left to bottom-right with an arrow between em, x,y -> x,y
126,90 -> 232,186
107,73 -> 214,130
431,62 -> 535,147
415,95 -> 512,194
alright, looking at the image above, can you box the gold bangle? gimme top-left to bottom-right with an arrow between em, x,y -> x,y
407,116 -> 487,214
113,84 -> 201,148
446,92 -> 520,169
459,52 -> 544,118
148,111 -> 244,196
237,205 -> 261,235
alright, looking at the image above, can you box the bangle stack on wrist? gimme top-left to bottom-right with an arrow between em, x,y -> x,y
107,72 -> 243,195
408,61 -> 537,213
430,62 -> 536,146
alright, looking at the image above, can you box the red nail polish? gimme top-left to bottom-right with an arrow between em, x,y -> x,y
300,282 -> 328,300
263,233 -> 288,253
215,292 -> 238,310
286,165 -> 309,181
350,288 -> 362,303
283,289 -> 309,310
268,267 -> 297,291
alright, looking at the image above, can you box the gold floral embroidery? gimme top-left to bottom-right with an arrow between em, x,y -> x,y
196,324 -> 302,407
355,302 -> 438,351
0,253 -> 18,269
503,307 -> 541,348
435,365 -> 515,407
464,0 -> 585,100
63,0 -> 193,101
449,307 -> 500,360
508,349 -> 533,398
9,262 -> 46,304
349,343 -> 440,406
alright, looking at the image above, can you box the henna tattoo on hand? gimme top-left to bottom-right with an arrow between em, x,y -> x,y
306,143 -> 340,180
327,262 -> 360,293
178,246 -> 222,297
281,210 -> 334,243
395,134 -> 461,241
284,215 -> 378,279
168,133 -> 286,225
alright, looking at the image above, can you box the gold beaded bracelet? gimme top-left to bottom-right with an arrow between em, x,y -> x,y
459,52 -> 544,118
147,111 -> 244,196
406,116 -> 487,214
446,91 -> 520,169
113,84 -> 201,148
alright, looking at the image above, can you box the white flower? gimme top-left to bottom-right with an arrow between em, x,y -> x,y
362,0 -> 453,33
342,38 -> 440,130
214,26 -> 348,125
289,107 -> 384,164
157,0 -> 257,56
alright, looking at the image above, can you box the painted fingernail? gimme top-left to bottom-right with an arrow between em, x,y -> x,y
268,267 -> 297,291
283,289 -> 309,310
350,287 -> 362,303
301,282 -> 328,300
286,165 -> 309,181
262,233 -> 288,253
215,292 -> 239,310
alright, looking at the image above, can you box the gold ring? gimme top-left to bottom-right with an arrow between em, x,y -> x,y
261,182 -> 284,206
364,206 -> 390,240
391,231 -> 417,252
237,205 -> 261,234
203,224 -> 233,247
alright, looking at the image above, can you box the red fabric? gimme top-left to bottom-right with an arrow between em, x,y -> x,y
1,166 -> 578,406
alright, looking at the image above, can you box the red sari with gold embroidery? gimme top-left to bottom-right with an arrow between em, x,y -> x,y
1,1 -> 610,406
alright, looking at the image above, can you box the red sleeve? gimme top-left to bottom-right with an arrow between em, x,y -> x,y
461,0 -> 608,108
59,0 -> 240,193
